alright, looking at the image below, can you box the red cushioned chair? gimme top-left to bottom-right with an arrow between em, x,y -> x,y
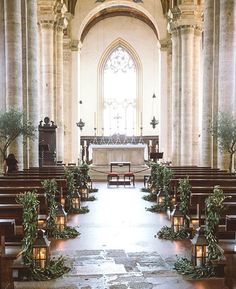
107,172 -> 119,187
124,172 -> 135,187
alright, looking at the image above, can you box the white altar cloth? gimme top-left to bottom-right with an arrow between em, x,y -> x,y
89,144 -> 148,166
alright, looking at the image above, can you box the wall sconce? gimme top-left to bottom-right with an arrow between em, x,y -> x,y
171,204 -> 184,233
76,119 -> 85,131
32,229 -> 50,269
55,203 -> 67,231
191,227 -> 208,267
150,93 -> 159,129
77,100 -> 85,131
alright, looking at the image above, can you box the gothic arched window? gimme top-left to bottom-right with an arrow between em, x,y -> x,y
103,45 -> 137,136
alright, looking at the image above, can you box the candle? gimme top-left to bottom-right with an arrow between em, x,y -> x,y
141,111 -> 143,126
84,140 -> 87,147
149,140 -> 152,146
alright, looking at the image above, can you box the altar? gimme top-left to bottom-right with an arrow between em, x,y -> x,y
89,144 -> 148,166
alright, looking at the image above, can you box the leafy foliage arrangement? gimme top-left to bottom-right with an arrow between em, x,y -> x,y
70,206 -> 90,214
64,169 -> 76,211
16,191 -> 39,264
145,203 -> 166,213
178,178 -> 191,228
156,226 -> 188,240
162,166 -> 173,210
142,193 -> 157,202
29,256 -> 70,281
16,190 -> 71,280
174,257 -> 215,279
205,186 -> 227,261
42,179 -> 79,239
0,108 -> 36,159
210,111 -> 236,172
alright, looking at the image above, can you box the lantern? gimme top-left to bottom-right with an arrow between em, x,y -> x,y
157,190 -> 165,205
71,189 -> 81,209
55,203 -> 67,231
87,178 -> 93,190
32,229 -> 50,269
171,204 -> 184,233
37,218 -> 46,230
190,218 -> 199,230
191,227 -> 208,267
79,184 -> 89,200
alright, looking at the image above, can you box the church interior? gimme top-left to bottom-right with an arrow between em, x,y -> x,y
1,0 -> 236,288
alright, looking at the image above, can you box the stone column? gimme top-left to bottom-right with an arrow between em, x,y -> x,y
63,37 -> 72,164
218,0 -> 236,169
40,21 -> 54,120
71,40 -> 79,163
55,18 -> 66,162
192,28 -> 201,165
4,0 -> 23,167
180,26 -> 194,165
27,0 -> 39,167
200,0 -> 214,167
0,0 -> 6,111
159,39 -> 171,161
171,30 -> 181,165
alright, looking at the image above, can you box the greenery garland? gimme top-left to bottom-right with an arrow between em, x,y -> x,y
64,169 -> 76,211
205,186 -> 227,261
70,206 -> 90,214
162,167 -> 173,210
145,204 -> 166,213
16,191 -> 39,264
178,178 -> 191,228
142,193 -> 157,202
174,257 -> 215,279
156,225 -> 188,240
29,256 -> 70,281
141,188 -> 151,192
42,179 -> 58,234
42,179 -> 80,239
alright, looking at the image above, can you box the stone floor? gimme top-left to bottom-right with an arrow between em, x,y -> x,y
14,182 -> 236,289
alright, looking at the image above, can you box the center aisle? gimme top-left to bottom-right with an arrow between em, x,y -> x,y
15,183 -> 227,288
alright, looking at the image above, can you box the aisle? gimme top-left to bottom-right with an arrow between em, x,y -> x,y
14,182 -> 227,289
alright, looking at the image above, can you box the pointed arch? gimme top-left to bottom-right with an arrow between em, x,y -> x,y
97,38 -> 143,135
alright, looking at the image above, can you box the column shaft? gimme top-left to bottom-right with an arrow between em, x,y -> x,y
180,27 -> 194,165
27,0 -> 39,167
55,25 -> 64,162
192,29 -> 201,165
41,22 -> 54,120
171,30 -> 181,165
0,0 -> 6,110
4,0 -> 23,167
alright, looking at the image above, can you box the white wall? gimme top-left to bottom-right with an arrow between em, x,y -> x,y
80,15 -> 160,137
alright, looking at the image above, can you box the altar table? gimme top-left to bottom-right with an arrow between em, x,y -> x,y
89,144 -> 148,166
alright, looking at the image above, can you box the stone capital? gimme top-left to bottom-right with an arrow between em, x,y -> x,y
159,38 -> 171,51
70,40 -> 82,52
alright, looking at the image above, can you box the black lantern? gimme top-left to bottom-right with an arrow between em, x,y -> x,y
32,229 -> 50,269
157,190 -> 165,205
76,118 -> 85,131
191,227 -> 208,267
55,203 -> 67,231
150,93 -> 159,129
171,204 -> 184,233
71,189 -> 81,209
79,184 -> 89,200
